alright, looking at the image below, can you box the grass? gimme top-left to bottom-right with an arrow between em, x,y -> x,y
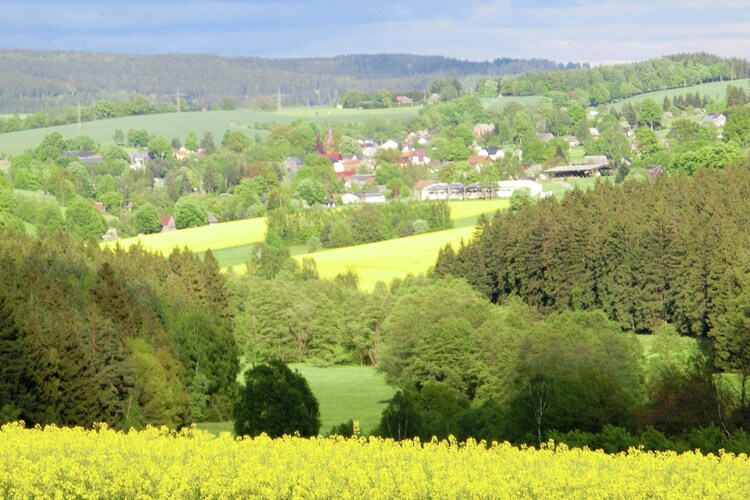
482,95 -> 541,110
0,106 -> 421,156
102,216 -> 267,255
614,79 -> 749,110
290,364 -> 395,434
196,363 -> 394,437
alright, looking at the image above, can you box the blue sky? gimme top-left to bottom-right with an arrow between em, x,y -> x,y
1,0 -> 748,64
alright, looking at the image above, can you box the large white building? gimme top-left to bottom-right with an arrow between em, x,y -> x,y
420,180 -> 543,201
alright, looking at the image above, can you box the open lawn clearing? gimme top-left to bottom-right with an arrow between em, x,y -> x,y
199,363 -> 394,436
290,363 -> 395,434
103,216 -> 267,255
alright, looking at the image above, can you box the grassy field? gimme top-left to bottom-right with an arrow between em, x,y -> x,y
291,364 -> 395,434
198,363 -> 394,437
221,199 -> 510,288
0,106 -> 422,156
482,95 -> 541,110
206,199 -> 509,271
614,79 -> 749,110
0,94 -> 549,156
102,216 -> 267,255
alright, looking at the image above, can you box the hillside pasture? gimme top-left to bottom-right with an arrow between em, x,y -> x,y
103,217 -> 267,255
482,95 -> 541,110
0,105 -> 421,156
614,78 -> 749,110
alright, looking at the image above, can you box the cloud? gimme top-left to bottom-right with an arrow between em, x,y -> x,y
0,0 -> 748,63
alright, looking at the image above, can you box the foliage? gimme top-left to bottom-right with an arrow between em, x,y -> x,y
174,196 -> 207,229
65,198 -> 106,240
133,203 -> 163,235
234,360 -> 320,438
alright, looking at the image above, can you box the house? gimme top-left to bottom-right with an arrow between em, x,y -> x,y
644,165 -> 666,177
284,156 -> 304,178
94,202 -> 105,213
350,174 -> 375,188
380,139 -> 399,150
340,193 -> 360,205
207,211 -> 219,225
402,149 -> 430,166
130,151 -> 151,170
79,155 -> 103,166
468,155 -> 491,166
477,146 -> 505,161
336,171 -> 355,182
160,215 -> 176,232
396,95 -> 414,106
355,191 -> 386,203
537,133 -> 554,142
703,114 -> 727,127
173,147 -> 190,161
589,128 -> 600,138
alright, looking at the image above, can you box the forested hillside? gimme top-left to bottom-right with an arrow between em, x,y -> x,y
435,166 -> 750,370
0,231 -> 238,429
0,50 -> 565,112
499,53 -> 750,104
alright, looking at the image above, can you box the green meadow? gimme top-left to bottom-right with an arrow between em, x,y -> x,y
615,79 -> 749,110
0,106 -> 421,156
198,363 -> 395,436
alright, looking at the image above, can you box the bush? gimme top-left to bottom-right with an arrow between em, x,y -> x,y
234,360 -> 320,438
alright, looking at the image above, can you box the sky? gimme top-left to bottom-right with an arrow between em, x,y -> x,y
1,0 -> 749,64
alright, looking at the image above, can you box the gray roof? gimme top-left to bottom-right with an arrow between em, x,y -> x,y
543,163 -> 608,174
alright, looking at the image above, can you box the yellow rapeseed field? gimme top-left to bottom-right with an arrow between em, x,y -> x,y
102,217 -> 267,255
2,422 -> 750,498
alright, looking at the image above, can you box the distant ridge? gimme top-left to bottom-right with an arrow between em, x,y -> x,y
0,50 -> 570,112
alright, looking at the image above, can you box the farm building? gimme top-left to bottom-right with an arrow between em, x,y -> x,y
421,180 -> 543,201
543,163 -> 614,178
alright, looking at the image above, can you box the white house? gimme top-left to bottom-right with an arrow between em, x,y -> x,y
340,193 -> 360,205
381,139 -> 399,150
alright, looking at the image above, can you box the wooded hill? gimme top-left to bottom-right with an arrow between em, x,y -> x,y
0,50 -> 565,112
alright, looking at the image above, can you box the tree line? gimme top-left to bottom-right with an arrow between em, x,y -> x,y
0,50 -> 564,113
499,53 -> 750,105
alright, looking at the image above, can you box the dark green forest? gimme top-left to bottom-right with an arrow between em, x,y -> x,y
0,232 -> 238,428
0,50 -> 565,112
